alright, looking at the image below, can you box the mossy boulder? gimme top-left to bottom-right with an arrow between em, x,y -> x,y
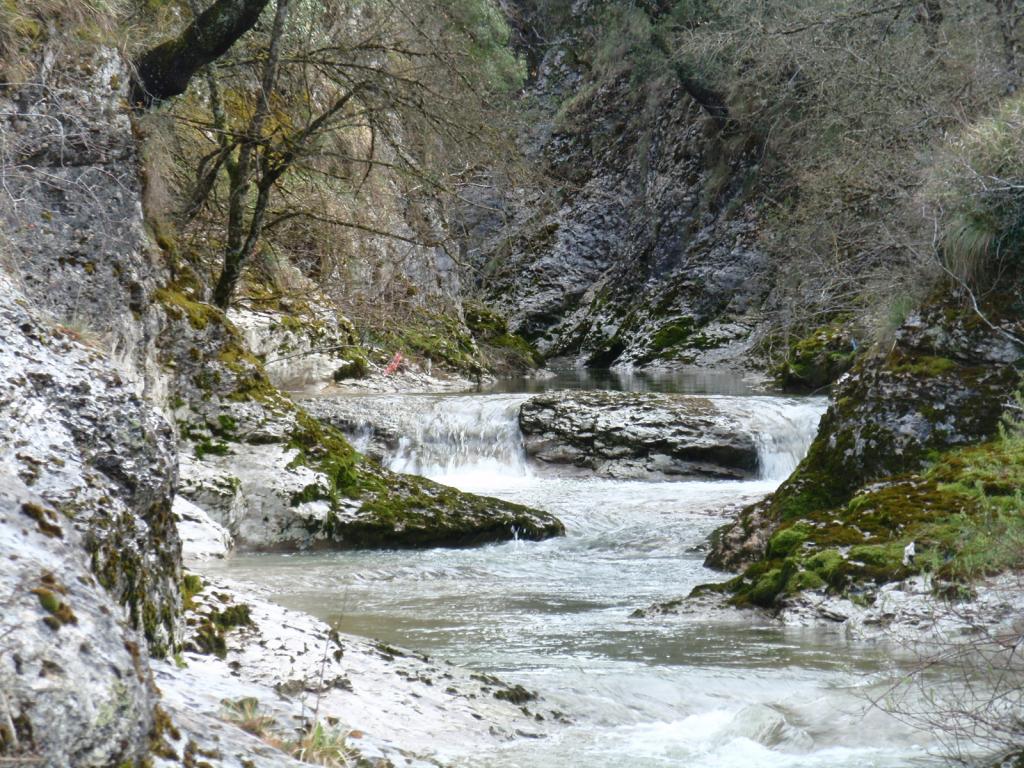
709,430 -> 1024,609
703,298 -> 1023,607
773,324 -> 857,392
709,302 -> 1021,574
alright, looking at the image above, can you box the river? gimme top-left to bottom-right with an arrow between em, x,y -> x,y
206,372 -> 945,767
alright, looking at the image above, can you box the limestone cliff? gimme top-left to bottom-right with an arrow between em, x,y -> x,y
463,1 -> 768,370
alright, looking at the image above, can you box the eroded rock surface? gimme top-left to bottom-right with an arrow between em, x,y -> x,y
519,390 -> 760,479
0,273 -> 181,653
0,275 -> 178,763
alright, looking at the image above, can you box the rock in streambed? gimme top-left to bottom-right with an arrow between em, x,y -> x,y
519,390 -> 760,480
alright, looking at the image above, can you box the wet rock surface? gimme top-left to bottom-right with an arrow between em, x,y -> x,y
0,477 -> 157,767
0,48 -> 169,394
519,390 -> 760,480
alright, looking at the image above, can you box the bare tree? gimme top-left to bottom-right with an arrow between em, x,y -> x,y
157,0 -> 523,308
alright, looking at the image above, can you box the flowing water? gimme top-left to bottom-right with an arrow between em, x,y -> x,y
208,376 -> 948,767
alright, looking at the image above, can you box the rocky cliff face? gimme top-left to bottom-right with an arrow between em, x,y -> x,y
0,49 -> 169,397
0,275 -> 176,764
464,2 -> 768,370
0,45 -> 182,765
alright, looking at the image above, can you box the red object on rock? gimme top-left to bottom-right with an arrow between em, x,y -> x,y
384,352 -> 404,375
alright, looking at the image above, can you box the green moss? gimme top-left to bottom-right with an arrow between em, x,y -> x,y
32,586 -> 77,628
773,323 -> 857,391
888,354 -> 959,377
332,351 -> 370,381
181,573 -> 203,610
651,318 -> 696,351
848,543 -> 904,571
285,412 -> 362,532
766,523 -> 809,558
464,302 -> 509,337
736,558 -> 798,608
190,603 -> 253,659
193,439 -> 231,460
804,549 -> 844,583
20,501 -> 63,538
789,569 -> 827,591
154,287 -> 223,331
382,311 -> 484,375
721,416 -> 1024,605
485,332 -> 541,369
211,604 -> 251,630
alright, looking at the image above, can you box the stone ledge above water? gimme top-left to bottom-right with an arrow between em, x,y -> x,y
518,390 -> 761,480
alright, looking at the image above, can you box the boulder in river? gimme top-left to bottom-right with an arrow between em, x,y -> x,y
518,390 -> 760,480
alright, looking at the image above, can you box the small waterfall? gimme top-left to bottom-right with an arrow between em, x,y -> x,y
329,392 -> 825,486
711,396 -> 827,482
382,395 -> 532,480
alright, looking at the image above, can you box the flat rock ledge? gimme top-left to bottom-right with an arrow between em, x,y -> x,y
518,390 -> 760,480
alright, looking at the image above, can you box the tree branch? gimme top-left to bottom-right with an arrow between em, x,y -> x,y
131,0 -> 272,105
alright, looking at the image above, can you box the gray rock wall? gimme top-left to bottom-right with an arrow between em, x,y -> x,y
0,48 -> 169,400
463,4 -> 769,369
0,265 -> 178,763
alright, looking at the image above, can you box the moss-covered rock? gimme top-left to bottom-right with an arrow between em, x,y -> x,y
709,302 -> 1021,575
465,301 -> 542,372
709,430 -> 1024,608
703,297 -> 1023,608
773,323 -> 857,392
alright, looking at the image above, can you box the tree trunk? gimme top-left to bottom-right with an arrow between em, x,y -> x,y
211,0 -> 292,309
131,0 -> 271,105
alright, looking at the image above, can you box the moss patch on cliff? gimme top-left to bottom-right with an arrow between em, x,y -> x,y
465,301 -> 541,371
379,310 -> 484,376
155,287 -> 225,331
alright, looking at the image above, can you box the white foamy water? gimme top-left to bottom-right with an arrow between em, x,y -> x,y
385,394 -> 533,479
208,386 -> 953,767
